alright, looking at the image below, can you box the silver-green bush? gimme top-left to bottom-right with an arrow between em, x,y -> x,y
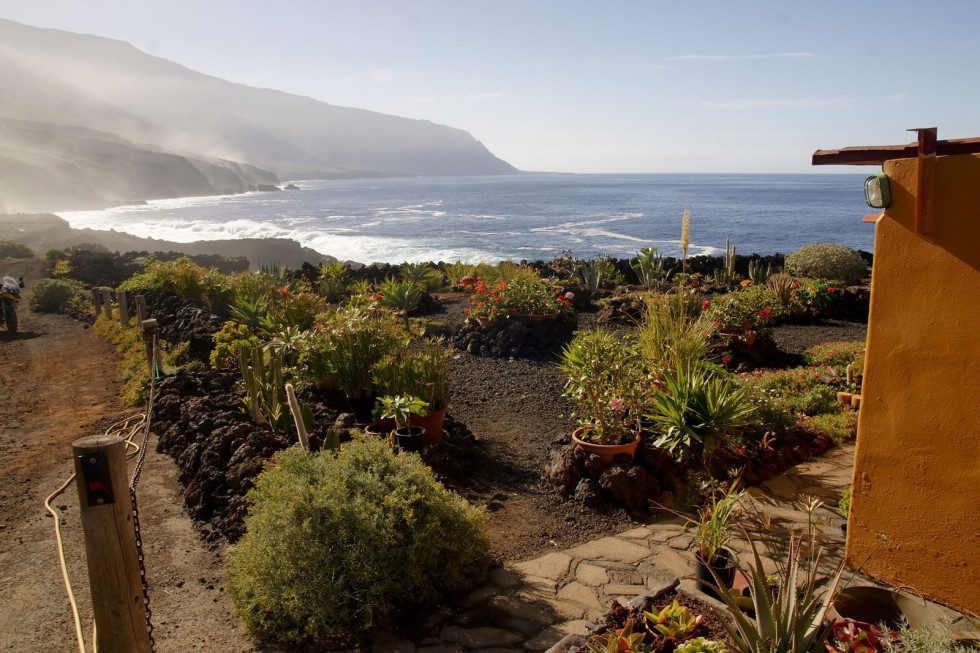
226,437 -> 490,647
784,243 -> 868,283
28,278 -> 84,313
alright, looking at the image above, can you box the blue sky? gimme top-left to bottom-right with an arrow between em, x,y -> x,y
3,1 -> 977,173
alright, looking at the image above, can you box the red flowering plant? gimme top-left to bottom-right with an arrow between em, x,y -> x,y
703,286 -> 785,347
465,271 -> 575,322
793,279 -> 839,311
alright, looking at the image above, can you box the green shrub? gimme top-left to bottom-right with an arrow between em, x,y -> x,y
784,243 -> 868,283
226,439 -> 490,646
28,278 -> 85,313
119,257 -> 230,307
0,240 -> 33,259
807,410 -> 858,445
802,340 -> 865,371
738,367 -> 842,416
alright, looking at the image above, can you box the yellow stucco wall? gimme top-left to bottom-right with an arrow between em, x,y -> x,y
847,154 -> 980,614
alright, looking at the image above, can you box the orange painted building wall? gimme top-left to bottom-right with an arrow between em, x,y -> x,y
847,154 -> 980,614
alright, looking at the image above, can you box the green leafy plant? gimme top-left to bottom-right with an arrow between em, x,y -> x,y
557,329 -> 644,445
766,273 -> 797,306
806,410 -> 859,445
210,320 -> 264,371
302,307 -> 405,397
793,279 -> 840,312
226,439 -> 490,647
588,620 -> 651,653
318,262 -> 351,302
374,394 -> 428,428
704,286 -> 783,344
119,256 -> 231,308
637,293 -> 714,371
646,361 -> 755,465
691,480 -> 745,566
803,341 -> 866,371
0,240 -> 34,259
838,487 -> 852,518
27,278 -> 85,313
442,261 -> 475,287
645,600 -> 704,639
633,247 -> 668,288
400,261 -> 444,291
710,532 -> 845,653
379,277 -> 423,328
785,242 -> 868,283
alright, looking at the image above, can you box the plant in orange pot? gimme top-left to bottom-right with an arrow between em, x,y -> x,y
557,329 -> 645,465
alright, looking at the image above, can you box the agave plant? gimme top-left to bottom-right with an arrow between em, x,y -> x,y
644,600 -> 703,639
229,295 -> 270,330
379,277 -> 423,328
710,532 -> 845,653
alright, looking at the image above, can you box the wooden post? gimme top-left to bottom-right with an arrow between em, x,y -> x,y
141,319 -> 158,376
72,435 -> 153,653
118,290 -> 130,326
135,295 -> 147,324
92,289 -> 102,316
101,289 -> 113,320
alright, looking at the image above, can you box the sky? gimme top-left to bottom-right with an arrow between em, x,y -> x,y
2,1 -> 977,174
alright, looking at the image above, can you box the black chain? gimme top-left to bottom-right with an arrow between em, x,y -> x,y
129,487 -> 156,651
128,333 -> 158,651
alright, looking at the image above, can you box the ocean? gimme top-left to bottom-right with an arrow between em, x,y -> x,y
58,173 -> 875,264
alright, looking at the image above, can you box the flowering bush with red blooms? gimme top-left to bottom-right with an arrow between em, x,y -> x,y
465,274 -> 574,321
703,286 -> 786,344
793,279 -> 839,310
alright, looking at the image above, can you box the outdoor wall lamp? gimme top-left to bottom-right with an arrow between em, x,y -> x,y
865,173 -> 892,209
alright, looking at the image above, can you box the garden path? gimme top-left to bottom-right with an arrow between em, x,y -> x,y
385,444 -> 976,653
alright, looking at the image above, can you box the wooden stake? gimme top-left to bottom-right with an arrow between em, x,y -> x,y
118,291 -> 130,326
72,435 -> 153,653
101,289 -> 113,320
135,295 -> 147,324
91,289 -> 102,315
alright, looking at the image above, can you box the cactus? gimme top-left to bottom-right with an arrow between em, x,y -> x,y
239,345 -> 309,435
712,239 -> 738,287
748,259 -> 772,285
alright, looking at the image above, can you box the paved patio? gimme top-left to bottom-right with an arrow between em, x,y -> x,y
373,444 -> 976,652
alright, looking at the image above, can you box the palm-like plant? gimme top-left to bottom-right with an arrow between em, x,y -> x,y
646,361 -> 755,465
229,295 -> 270,330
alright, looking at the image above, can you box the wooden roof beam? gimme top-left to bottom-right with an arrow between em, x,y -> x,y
812,136 -> 980,166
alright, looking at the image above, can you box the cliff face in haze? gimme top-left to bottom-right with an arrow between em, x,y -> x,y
0,18 -> 519,213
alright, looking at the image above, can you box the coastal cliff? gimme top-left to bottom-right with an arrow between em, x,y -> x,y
0,18 -> 518,214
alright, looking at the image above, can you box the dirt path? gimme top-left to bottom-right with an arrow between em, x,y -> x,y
0,259 -> 255,653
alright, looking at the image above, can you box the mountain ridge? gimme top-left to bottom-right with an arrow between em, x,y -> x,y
0,18 -> 518,213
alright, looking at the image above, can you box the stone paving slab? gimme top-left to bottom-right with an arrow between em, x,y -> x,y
379,443 -> 972,653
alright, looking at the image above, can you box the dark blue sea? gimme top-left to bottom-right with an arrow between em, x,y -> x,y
59,173 -> 875,264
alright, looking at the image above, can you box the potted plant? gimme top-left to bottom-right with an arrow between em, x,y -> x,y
370,341 -> 451,444
644,600 -> 703,641
303,307 -> 405,423
375,394 -> 428,454
557,329 -> 644,464
691,481 -> 744,600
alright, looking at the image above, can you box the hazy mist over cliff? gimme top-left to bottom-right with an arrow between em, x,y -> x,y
0,18 -> 517,213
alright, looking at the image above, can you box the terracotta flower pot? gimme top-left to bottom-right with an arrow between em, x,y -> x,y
363,418 -> 396,438
410,406 -> 447,445
571,427 -> 641,465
